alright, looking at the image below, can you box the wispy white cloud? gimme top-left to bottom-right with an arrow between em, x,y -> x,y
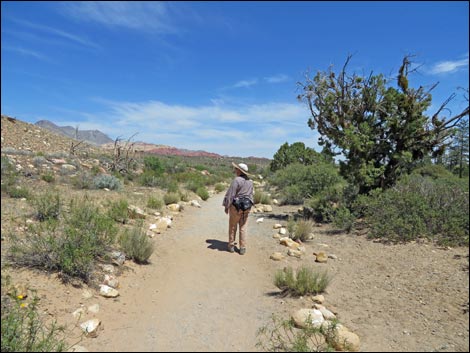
429,54 -> 469,74
2,45 -> 51,62
10,18 -> 100,49
50,99 -> 318,158
232,79 -> 259,89
264,74 -> 289,83
61,1 -> 177,34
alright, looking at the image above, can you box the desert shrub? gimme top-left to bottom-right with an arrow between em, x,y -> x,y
214,183 -> 226,193
1,284 -> 66,352
7,186 -> 31,199
1,156 -> 18,192
106,199 -> 129,224
143,155 -> 164,175
71,172 -> 94,189
139,171 -> 160,187
290,220 -> 314,242
41,172 -> 55,183
166,181 -> 179,193
274,266 -> 331,296
254,190 -> 272,205
93,174 -> 122,190
196,186 -> 209,201
256,314 -> 337,352
10,197 -> 118,283
365,174 -> 469,245
305,186 -> 343,223
147,196 -> 164,210
185,177 -> 205,193
163,192 -> 180,205
119,222 -> 154,264
332,206 -> 355,233
33,192 -> 61,222
32,156 -> 47,168
179,191 -> 191,202
270,163 -> 342,205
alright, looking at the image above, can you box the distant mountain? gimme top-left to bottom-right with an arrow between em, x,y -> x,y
35,120 -> 114,145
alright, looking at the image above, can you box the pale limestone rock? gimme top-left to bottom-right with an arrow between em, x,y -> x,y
312,294 -> 325,304
330,325 -> 360,352
287,249 -> 303,258
270,252 -> 285,261
167,203 -> 180,212
103,274 -> 119,289
273,224 -> 283,229
80,319 -> 101,338
99,285 -> 119,298
292,308 -> 324,329
315,251 -> 328,263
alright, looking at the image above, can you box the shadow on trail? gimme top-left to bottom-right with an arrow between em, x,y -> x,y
206,239 -> 230,252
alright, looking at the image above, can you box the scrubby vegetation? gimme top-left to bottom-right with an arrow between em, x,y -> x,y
274,266 -> 331,296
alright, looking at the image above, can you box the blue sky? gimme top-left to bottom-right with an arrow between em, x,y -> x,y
1,1 -> 469,158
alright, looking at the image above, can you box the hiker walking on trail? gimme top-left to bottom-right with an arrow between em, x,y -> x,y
222,162 -> 254,255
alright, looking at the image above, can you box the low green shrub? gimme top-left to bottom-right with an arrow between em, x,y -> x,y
1,288 -> 66,352
196,187 -> 209,201
33,192 -> 61,222
93,174 -> 122,190
256,314 -> 337,352
119,222 -> 154,264
274,266 -> 331,296
365,174 -> 469,246
163,192 -> 180,205
147,196 -> 164,210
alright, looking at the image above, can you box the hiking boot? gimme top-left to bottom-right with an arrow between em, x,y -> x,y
239,247 -> 246,255
228,245 -> 235,253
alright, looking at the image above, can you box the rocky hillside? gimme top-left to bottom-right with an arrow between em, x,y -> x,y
35,120 -> 114,145
2,115 -> 100,156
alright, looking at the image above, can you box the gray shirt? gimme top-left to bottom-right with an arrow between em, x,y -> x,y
222,176 -> 254,211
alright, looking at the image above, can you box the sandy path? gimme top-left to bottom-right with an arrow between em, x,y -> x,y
86,193 -> 280,352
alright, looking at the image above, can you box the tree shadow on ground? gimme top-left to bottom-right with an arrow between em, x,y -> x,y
206,239 -> 230,252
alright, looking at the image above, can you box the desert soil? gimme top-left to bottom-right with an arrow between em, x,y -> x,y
4,192 -> 469,352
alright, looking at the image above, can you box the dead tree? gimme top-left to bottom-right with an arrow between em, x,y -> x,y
109,133 -> 138,175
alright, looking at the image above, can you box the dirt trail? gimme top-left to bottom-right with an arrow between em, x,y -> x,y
5,190 -> 468,352
86,193 -> 281,352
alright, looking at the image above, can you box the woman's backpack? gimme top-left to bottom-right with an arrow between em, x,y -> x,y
232,197 -> 253,212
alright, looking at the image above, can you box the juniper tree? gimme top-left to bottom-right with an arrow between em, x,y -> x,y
297,55 -> 469,193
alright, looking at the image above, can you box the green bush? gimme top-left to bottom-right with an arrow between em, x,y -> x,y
41,172 -> 55,183
71,172 -> 94,189
270,163 -> 343,205
214,183 -> 226,193
254,190 -> 272,205
106,199 -> 129,224
256,314 -> 337,352
7,186 -> 31,199
147,196 -> 164,210
143,156 -> 164,175
196,187 -> 209,201
332,206 -> 355,233
119,222 -> 154,264
33,192 -> 61,222
10,197 -> 118,283
291,220 -> 314,242
365,174 -> 469,246
1,291 -> 66,352
163,192 -> 180,205
274,266 -> 331,296
93,174 -> 122,190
